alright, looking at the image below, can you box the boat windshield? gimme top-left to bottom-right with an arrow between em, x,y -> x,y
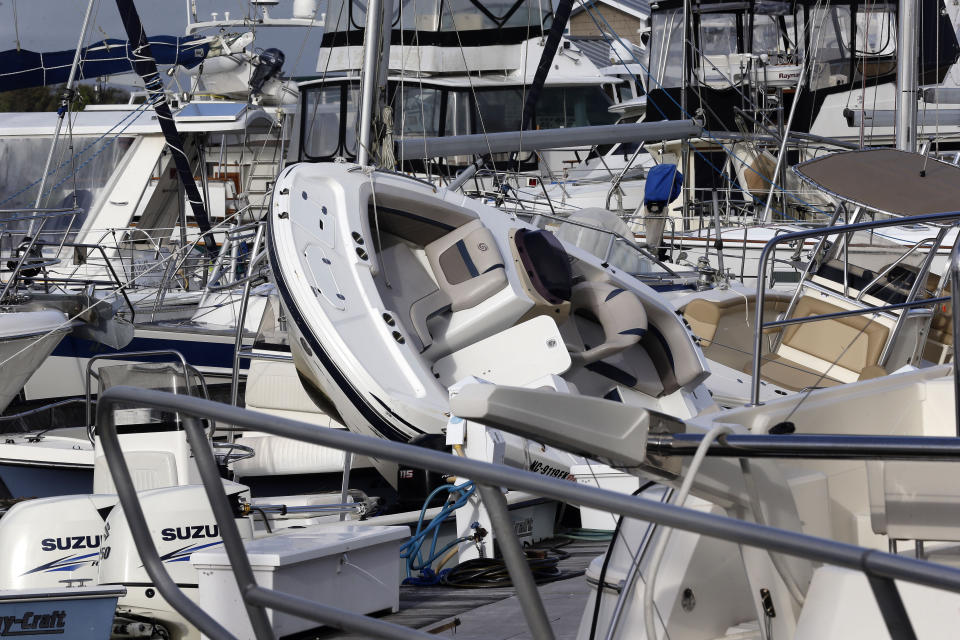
0,135 -> 134,251
300,80 -> 616,163
839,6 -> 896,56
651,6 -> 796,89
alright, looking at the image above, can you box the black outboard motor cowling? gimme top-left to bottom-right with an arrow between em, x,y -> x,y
250,48 -> 285,95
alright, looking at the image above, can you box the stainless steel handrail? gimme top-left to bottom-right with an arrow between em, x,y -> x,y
29,240 -> 137,323
750,210 -> 960,406
951,235 -> 960,435
230,222 -> 266,408
855,237 -> 940,302
95,387 -> 960,640
0,208 -> 84,301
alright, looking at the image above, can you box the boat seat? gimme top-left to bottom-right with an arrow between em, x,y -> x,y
233,432 -> 357,476
567,281 -> 647,366
743,296 -> 889,391
683,293 -> 791,372
410,220 -> 507,350
93,451 -> 179,493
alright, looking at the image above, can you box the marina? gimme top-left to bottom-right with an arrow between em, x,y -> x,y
0,0 -> 959,638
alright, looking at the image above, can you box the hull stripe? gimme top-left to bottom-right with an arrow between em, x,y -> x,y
268,216 -> 424,443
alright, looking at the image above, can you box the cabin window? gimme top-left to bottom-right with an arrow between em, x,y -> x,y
536,87 -> 617,129
473,87 -> 525,133
0,135 -> 134,249
301,83 -> 361,161
649,8 -> 685,89
445,90 -> 471,137
393,85 -> 442,138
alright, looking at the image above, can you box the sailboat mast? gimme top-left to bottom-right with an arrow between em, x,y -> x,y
358,0 -> 391,167
896,0 -> 918,152
680,0 -> 691,230
115,0 -> 218,253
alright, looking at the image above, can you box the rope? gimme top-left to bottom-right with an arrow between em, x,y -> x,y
438,545 -> 577,588
399,480 -> 476,581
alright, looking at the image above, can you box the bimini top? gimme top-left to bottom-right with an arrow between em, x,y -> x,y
793,149 -> 960,217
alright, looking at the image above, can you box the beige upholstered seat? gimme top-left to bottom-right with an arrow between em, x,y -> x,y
409,220 -> 508,350
425,220 -> 507,310
745,296 -> 890,391
683,292 -> 791,372
567,281 -> 648,366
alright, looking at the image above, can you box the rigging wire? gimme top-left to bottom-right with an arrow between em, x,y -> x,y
580,0 -> 930,250
441,0 -> 502,177
578,0 -> 832,223
11,0 -> 21,52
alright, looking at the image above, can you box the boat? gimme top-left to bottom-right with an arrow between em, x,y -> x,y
267,159 -> 715,487
670,148 -> 960,407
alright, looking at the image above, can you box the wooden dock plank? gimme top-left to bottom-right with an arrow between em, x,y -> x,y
318,538 -> 609,639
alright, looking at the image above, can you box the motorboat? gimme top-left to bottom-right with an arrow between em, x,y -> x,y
668,149 -> 960,407
267,161 -> 716,486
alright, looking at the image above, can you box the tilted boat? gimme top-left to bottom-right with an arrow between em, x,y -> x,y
267,161 -> 716,483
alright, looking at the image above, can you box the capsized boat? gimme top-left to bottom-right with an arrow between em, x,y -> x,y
267,162 -> 716,485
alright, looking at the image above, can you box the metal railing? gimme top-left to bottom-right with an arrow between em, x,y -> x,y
26,240 -> 137,322
84,349 -> 205,443
0,397 -> 88,434
229,220 -> 270,408
0,207 -> 86,301
750,210 -> 960,407
96,386 -> 960,640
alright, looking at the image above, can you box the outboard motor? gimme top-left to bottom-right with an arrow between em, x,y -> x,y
249,48 -> 285,95
0,495 -> 115,589
642,163 -> 683,254
99,484 -> 253,639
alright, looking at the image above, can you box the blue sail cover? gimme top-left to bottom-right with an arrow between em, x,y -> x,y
644,163 -> 683,207
0,36 -> 209,92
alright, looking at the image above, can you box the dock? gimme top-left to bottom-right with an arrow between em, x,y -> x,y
322,537 -> 608,638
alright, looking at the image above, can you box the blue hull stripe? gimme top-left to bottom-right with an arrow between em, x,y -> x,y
51,335 -> 248,370
268,215 -> 423,443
